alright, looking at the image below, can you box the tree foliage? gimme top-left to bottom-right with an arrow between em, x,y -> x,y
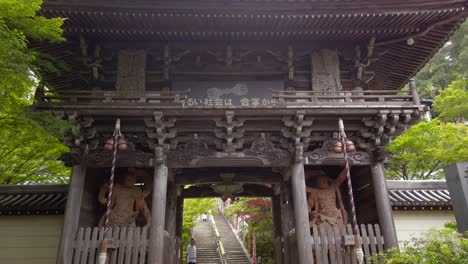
372,222 -> 468,264
415,21 -> 467,99
386,119 -> 468,180
225,198 -> 274,264
0,0 -> 70,184
433,79 -> 468,122
182,198 -> 217,254
0,0 -> 65,110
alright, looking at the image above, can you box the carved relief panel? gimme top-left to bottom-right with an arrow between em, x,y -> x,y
115,49 -> 147,94
311,49 -> 342,92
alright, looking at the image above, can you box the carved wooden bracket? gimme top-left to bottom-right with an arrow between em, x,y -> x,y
214,111 -> 245,153
358,109 -> 422,150
145,111 -> 176,151
281,110 -> 314,162
51,111 -> 96,165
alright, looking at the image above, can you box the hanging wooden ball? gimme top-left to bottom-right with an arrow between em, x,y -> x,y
104,138 -> 114,151
117,138 -> 129,151
345,139 -> 356,153
332,141 -> 343,153
104,138 -> 129,151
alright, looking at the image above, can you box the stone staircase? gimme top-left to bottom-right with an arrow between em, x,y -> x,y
213,211 -> 250,264
192,220 -> 222,264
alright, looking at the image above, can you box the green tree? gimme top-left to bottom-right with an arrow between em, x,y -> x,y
415,21 -> 468,99
0,0 -> 70,184
386,119 -> 468,180
182,198 -> 217,256
225,197 -> 274,264
372,222 -> 468,264
0,0 -> 65,110
432,79 -> 468,122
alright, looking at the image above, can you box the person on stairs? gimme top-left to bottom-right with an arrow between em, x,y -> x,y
186,237 -> 197,264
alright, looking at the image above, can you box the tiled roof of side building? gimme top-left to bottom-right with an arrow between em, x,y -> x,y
387,180 -> 452,210
0,184 -> 68,215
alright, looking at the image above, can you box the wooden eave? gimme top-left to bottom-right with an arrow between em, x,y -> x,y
35,2 -> 467,92
40,7 -> 464,41
42,0 -> 467,13
0,185 -> 68,215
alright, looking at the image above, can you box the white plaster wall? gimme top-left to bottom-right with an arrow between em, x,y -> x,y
393,210 -> 455,242
0,215 -> 64,264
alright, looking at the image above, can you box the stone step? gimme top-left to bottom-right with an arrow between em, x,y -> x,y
192,221 -> 222,264
212,209 -> 250,264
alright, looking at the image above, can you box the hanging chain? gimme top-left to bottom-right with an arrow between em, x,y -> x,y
338,119 -> 359,237
104,119 -> 121,233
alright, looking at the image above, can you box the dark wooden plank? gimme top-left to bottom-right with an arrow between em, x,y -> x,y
73,228 -> 84,264
132,227 -> 141,264
326,224 -> 337,264
125,227 -> 134,264
319,224 -> 330,264
109,227 -> 120,264
340,225 -> 350,264
312,224 -> 322,264
375,224 -> 384,254
88,227 -> 99,264
139,227 -> 148,264
368,224 -> 377,256
346,225 -> 357,264
80,227 -> 92,264
117,227 -> 127,264
360,224 -> 370,263
333,224 -> 343,264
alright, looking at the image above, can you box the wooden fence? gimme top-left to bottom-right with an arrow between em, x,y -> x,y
72,227 -> 181,264
272,90 -> 418,105
285,223 -> 385,264
37,89 -> 420,108
37,90 -> 187,106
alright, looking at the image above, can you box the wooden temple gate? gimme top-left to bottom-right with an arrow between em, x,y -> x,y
32,0 -> 466,263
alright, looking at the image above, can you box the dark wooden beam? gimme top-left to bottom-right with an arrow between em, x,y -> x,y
175,168 -> 282,185
182,184 -> 273,198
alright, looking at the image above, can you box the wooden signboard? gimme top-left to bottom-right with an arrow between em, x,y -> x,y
174,81 -> 284,108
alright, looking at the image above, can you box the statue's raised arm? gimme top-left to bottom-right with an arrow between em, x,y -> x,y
333,166 -> 350,187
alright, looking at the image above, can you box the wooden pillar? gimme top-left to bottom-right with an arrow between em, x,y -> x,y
175,196 -> 184,264
371,162 -> 398,249
281,180 -> 295,264
409,78 -> 421,105
165,172 -> 177,237
58,163 -> 86,264
291,161 -> 314,264
148,147 -> 169,264
175,196 -> 184,238
272,191 -> 284,264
